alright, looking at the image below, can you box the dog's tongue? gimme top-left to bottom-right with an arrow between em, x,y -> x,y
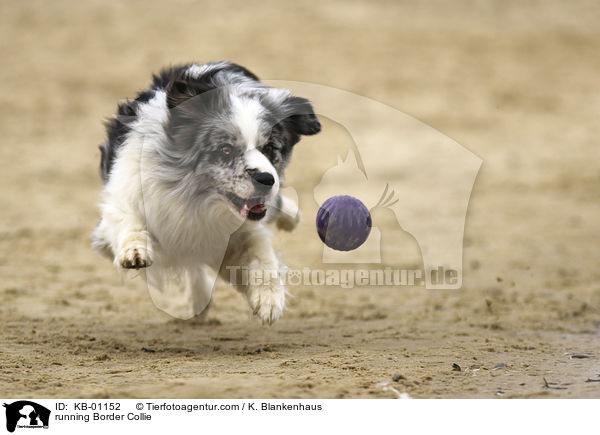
249,203 -> 266,214
241,199 -> 266,217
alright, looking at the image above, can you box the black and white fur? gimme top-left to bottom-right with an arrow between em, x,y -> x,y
91,61 -> 320,324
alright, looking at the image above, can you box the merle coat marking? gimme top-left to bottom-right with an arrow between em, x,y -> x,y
92,61 -> 320,323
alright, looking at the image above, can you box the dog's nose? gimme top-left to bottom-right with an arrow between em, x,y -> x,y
251,171 -> 275,191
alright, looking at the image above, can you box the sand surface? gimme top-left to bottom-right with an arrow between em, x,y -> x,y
1,0 -> 599,398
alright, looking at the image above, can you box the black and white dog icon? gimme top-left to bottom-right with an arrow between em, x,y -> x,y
3,401 -> 50,432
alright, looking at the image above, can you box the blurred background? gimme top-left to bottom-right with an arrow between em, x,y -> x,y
0,0 -> 599,398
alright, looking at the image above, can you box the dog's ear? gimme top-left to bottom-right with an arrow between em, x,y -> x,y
166,77 -> 214,109
284,96 -> 321,136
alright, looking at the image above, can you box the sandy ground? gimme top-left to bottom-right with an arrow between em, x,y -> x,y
1,0 -> 599,398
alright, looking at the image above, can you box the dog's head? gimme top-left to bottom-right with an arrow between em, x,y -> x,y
162,63 -> 320,222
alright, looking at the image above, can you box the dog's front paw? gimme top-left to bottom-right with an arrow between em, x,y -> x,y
117,245 -> 152,269
116,233 -> 153,269
247,282 -> 286,325
116,231 -> 153,269
276,195 -> 301,232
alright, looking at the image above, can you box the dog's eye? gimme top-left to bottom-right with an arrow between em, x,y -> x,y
262,143 -> 278,158
220,144 -> 232,155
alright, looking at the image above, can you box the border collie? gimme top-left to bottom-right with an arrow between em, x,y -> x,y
91,61 -> 321,324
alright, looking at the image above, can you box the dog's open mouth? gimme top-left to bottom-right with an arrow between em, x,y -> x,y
226,193 -> 267,221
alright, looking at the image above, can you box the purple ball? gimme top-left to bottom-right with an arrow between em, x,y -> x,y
316,195 -> 372,251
